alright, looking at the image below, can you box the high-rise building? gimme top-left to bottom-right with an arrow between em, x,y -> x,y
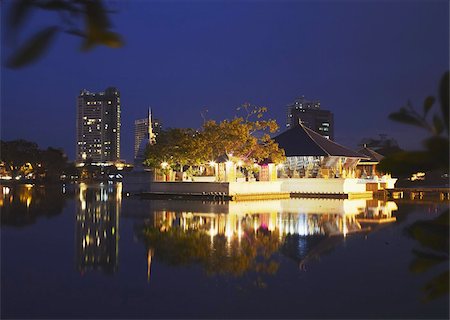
76,87 -> 121,163
134,109 -> 161,158
286,96 -> 334,140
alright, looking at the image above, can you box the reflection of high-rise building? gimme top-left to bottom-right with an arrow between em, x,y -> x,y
134,109 -> 161,159
75,183 -> 121,274
286,96 -> 334,140
76,87 -> 121,163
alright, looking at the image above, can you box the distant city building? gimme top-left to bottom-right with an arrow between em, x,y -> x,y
286,96 -> 334,140
134,108 -> 161,159
76,87 -> 121,163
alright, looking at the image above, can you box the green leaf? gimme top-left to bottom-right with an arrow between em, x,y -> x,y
85,0 -> 111,37
98,31 -> 123,48
423,96 -> 435,116
423,136 -> 449,169
377,151 -> 437,176
432,114 -> 444,135
65,29 -> 86,38
388,110 -> 426,129
409,249 -> 448,274
422,270 -> 449,302
6,26 -> 59,68
439,72 -> 449,132
35,0 -> 80,12
8,0 -> 32,29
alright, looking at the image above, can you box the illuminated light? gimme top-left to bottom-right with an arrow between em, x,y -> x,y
161,162 -> 169,169
411,172 -> 426,181
15,176 -> 21,180
237,160 -> 243,167
277,163 -> 284,169
111,227 -> 115,235
225,160 -> 233,167
3,186 -> 10,195
253,163 -> 259,168
209,161 -> 216,167
1,176 -> 12,180
238,220 -> 243,242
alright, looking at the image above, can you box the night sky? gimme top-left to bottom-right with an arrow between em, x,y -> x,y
2,1 -> 449,162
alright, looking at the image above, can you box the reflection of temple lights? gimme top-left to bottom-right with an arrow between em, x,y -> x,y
343,216 -> 348,238
147,248 -> 154,282
238,222 -> 242,242
3,186 -> 10,195
297,214 -> 308,236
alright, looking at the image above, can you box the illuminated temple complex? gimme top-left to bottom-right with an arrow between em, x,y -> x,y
274,123 -> 368,179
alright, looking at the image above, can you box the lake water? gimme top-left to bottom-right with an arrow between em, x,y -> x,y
1,183 -> 448,319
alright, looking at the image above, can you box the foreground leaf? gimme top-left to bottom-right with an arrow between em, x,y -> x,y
6,26 -> 59,68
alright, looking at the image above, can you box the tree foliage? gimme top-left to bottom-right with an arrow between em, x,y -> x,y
1,139 -> 69,181
143,105 -> 285,170
377,71 -> 449,302
377,72 -> 449,176
4,0 -> 123,68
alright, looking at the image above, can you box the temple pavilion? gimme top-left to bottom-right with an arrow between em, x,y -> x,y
274,123 -> 368,179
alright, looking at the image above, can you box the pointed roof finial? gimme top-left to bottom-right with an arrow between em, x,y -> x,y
148,107 -> 156,144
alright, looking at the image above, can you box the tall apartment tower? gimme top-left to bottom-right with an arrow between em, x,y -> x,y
76,87 -> 121,163
134,109 -> 161,158
286,96 -> 334,140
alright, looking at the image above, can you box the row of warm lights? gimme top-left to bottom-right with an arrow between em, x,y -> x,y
160,160 -> 284,168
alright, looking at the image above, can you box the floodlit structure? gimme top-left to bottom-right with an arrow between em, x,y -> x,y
355,145 -> 385,178
274,123 -> 367,179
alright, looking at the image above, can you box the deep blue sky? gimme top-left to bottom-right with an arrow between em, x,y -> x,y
2,1 -> 449,162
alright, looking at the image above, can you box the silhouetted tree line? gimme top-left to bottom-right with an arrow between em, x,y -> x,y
1,139 -> 74,182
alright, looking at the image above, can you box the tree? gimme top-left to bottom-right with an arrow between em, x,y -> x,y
4,0 -> 123,68
143,128 -> 199,171
377,72 -> 449,176
143,105 -> 285,171
1,139 -> 39,177
378,71 -> 449,302
1,139 -> 69,181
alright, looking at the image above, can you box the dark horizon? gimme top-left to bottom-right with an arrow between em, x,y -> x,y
2,1 -> 449,162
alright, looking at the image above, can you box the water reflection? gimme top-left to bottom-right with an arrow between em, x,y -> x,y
0,184 -> 66,227
75,182 -> 121,274
136,198 -> 398,280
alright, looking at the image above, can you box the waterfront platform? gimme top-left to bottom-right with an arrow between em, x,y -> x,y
130,178 -> 398,201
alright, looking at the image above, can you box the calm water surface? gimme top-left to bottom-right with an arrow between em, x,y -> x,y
1,183 -> 448,319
